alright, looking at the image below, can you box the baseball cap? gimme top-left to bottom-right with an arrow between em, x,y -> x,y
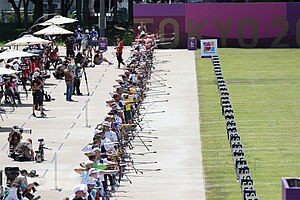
112,122 -> 119,127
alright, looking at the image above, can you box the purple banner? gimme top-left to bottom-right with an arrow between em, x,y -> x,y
133,3 -> 300,48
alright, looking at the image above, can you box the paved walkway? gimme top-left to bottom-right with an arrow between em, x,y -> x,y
0,48 -> 205,199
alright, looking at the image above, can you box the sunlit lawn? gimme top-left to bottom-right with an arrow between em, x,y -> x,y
196,48 -> 300,200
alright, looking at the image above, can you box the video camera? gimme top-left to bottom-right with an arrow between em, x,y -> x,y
4,167 -> 20,187
12,125 -> 32,134
35,139 -> 51,163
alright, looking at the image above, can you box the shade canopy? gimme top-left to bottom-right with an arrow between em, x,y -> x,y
5,34 -> 52,46
34,25 -> 73,35
39,15 -> 78,26
0,50 -> 38,60
0,68 -> 19,75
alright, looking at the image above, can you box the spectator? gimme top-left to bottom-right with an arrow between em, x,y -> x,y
138,22 -> 147,35
4,76 -> 21,105
48,46 -> 60,69
13,59 -> 20,71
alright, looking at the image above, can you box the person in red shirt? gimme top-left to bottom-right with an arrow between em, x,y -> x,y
115,36 -> 125,68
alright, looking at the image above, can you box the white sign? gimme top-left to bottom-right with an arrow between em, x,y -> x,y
200,39 -> 218,57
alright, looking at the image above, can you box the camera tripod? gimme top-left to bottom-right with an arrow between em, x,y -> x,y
35,145 -> 51,163
81,66 -> 90,96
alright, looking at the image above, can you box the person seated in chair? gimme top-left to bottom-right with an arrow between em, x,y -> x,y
4,76 -> 21,104
11,138 -> 34,161
48,46 -> 60,69
9,76 -> 22,104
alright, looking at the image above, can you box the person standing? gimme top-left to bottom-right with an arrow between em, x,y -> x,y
138,22 -> 147,35
64,36 -> 75,58
64,62 -> 75,101
74,25 -> 83,52
31,72 -> 46,117
90,26 -> 99,54
82,29 -> 90,52
73,63 -> 82,96
115,36 -> 125,69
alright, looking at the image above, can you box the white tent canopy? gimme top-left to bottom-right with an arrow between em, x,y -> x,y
0,68 -> 19,75
39,15 -> 78,26
5,34 -> 52,46
33,25 -> 73,35
0,50 -> 37,60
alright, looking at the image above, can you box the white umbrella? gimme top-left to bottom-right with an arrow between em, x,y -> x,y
0,68 -> 19,75
33,24 -> 73,35
4,34 -> 52,46
39,15 -> 78,26
0,50 -> 37,60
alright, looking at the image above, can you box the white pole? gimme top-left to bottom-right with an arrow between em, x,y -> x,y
51,152 -> 62,191
54,152 -> 57,188
85,100 -> 89,127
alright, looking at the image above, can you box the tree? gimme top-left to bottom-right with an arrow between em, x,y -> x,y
23,0 -> 30,26
83,0 -> 89,22
61,0 -> 76,17
8,0 -> 22,24
48,0 -> 55,15
76,0 -> 82,22
30,0 -> 44,22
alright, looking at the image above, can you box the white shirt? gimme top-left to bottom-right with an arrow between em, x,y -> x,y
13,63 -> 19,71
114,115 -> 123,124
105,131 -> 118,142
5,187 -> 19,200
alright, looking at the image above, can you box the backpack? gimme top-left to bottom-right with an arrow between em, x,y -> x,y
44,92 -> 52,102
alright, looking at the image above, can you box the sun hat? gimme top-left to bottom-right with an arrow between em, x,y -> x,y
74,184 -> 87,193
84,160 -> 94,166
88,168 -> 99,176
102,121 -> 110,127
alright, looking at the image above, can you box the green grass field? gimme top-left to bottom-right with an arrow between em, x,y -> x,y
196,48 -> 300,200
